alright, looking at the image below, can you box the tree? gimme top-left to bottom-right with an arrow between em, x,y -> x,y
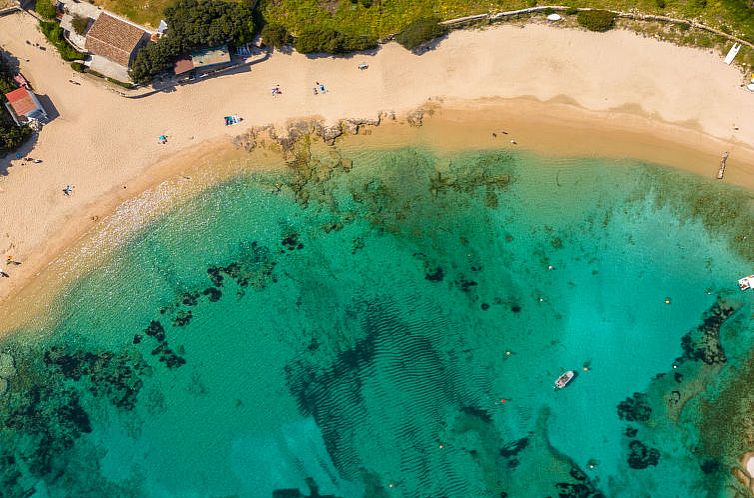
260,24 -> 291,49
293,27 -> 377,54
34,0 -> 57,20
130,0 -> 256,84
71,15 -> 90,36
394,17 -> 448,51
0,52 -> 32,155
576,10 -> 617,32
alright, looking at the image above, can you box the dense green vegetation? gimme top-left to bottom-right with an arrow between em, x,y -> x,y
39,21 -> 87,62
259,0 -> 754,45
0,55 -> 32,155
293,26 -> 377,54
129,0 -> 255,84
33,0 -> 57,20
394,17 -> 448,50
260,23 -> 292,49
576,10 -> 617,31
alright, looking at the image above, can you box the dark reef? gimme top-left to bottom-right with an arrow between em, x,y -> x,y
617,392 -> 652,423
627,440 -> 660,469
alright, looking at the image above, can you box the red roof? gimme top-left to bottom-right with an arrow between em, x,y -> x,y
5,87 -> 38,116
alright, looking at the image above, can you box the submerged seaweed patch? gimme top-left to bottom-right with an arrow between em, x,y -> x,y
641,167 -> 754,262
617,393 -> 652,423
678,298 -> 738,366
627,440 -> 660,469
43,346 -> 148,410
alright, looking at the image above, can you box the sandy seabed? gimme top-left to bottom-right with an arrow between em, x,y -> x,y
1,10 -> 754,328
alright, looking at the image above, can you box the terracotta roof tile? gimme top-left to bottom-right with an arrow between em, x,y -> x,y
85,13 -> 146,67
5,87 -> 37,116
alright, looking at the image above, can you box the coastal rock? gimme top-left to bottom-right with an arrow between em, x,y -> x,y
316,122 -> 343,145
342,120 -> 360,135
0,352 -> 16,378
342,116 -> 381,136
232,125 -> 273,152
407,109 -> 425,127
381,110 -> 396,121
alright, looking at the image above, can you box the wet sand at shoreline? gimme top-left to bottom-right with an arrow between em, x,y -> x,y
1,11 -> 754,330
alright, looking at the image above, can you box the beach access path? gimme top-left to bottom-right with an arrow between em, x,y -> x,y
1,10 -> 754,305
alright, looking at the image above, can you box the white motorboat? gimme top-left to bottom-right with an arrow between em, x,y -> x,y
554,370 -> 575,389
739,275 -> 754,290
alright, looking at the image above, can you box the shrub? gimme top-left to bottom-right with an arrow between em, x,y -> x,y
34,0 -> 57,20
294,27 -> 377,54
39,21 -> 87,61
106,77 -> 135,88
565,6 -> 579,15
260,23 -> 292,48
70,61 -> 86,72
655,0 -> 666,8
130,0 -> 256,84
394,17 -> 448,51
71,15 -> 89,36
0,53 -> 33,154
576,10 -> 617,32
694,0 -> 707,8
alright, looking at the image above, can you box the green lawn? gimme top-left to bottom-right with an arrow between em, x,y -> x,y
90,0 -> 177,27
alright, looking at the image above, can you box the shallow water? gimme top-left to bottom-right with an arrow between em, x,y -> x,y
0,147 -> 752,497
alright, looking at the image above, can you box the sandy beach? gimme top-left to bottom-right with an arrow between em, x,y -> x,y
2,10 -> 754,320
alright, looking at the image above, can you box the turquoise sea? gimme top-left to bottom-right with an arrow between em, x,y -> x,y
0,145 -> 753,498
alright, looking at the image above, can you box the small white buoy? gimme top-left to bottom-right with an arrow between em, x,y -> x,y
547,265 -> 554,270
672,364 -> 678,369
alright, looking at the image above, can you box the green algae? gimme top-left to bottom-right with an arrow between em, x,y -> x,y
0,148 -> 751,496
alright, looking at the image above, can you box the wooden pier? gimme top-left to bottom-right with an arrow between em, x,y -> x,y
716,151 -> 729,180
